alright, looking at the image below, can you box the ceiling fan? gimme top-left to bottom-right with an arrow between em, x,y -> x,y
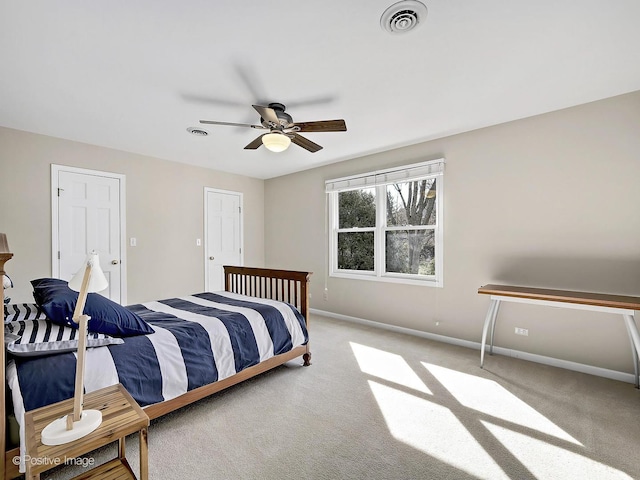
199,103 -> 347,153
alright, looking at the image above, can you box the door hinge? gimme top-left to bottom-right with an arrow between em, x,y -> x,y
239,248 -> 242,254
57,251 -> 60,260
57,188 -> 64,196
238,206 -> 241,213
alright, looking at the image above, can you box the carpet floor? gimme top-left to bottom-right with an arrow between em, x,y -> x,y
44,313 -> 640,479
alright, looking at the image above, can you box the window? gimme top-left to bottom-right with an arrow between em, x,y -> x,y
327,159 -> 444,286
337,188 -> 376,271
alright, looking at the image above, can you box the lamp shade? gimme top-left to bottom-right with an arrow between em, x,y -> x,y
262,132 -> 291,152
68,252 -> 108,293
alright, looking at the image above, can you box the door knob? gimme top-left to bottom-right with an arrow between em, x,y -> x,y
111,260 -> 119,265
209,256 -> 215,260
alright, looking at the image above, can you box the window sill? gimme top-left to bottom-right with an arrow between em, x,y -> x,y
330,271 -> 443,288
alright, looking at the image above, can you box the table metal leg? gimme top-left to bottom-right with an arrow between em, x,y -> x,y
489,301 -> 501,355
628,337 -> 638,389
481,299 -> 500,368
622,314 -> 640,388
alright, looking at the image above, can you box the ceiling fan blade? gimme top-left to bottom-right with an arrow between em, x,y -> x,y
252,105 -> 281,127
200,120 -> 265,129
293,119 -> 347,133
285,95 -> 335,109
182,93 -> 246,108
291,133 -> 323,153
244,134 -> 266,150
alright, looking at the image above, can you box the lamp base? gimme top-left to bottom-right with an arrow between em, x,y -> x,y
41,409 -> 102,446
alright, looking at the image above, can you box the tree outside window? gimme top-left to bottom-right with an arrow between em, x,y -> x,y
385,179 -> 436,276
337,188 -> 376,271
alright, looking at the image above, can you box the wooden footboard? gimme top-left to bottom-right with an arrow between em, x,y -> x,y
3,264 -> 311,480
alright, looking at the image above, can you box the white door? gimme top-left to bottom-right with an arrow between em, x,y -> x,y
205,188 -> 242,292
53,166 -> 125,303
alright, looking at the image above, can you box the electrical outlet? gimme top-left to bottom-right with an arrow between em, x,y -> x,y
514,327 -> 529,336
323,289 -> 329,301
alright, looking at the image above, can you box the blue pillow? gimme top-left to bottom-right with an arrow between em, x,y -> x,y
31,278 -> 154,337
31,278 -> 67,305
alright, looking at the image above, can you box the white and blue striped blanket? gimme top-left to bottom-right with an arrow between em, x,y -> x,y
7,291 -> 308,472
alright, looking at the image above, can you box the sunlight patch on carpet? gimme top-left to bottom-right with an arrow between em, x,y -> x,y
369,381 -> 509,480
350,342 -> 431,394
482,422 -> 633,480
423,363 -> 581,445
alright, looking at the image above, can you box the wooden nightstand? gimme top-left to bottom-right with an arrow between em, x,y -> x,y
24,384 -> 149,480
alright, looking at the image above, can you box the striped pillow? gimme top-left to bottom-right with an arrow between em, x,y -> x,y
4,303 -> 47,323
5,319 -> 124,357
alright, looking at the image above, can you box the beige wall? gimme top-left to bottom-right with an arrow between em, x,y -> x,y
0,127 -> 264,304
265,90 -> 640,373
2,91 -> 639,373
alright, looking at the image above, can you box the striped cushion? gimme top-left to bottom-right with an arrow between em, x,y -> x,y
4,303 -> 47,323
5,319 -> 124,357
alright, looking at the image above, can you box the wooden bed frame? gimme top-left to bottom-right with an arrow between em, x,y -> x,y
1,250 -> 312,480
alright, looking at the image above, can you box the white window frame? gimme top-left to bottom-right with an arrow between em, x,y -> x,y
327,159 -> 444,287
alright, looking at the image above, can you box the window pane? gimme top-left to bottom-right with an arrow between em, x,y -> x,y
386,179 -> 436,227
339,188 -> 376,228
385,230 -> 435,275
338,231 -> 374,271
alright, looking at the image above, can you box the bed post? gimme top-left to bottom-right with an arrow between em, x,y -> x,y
0,234 -> 13,480
301,272 -> 312,367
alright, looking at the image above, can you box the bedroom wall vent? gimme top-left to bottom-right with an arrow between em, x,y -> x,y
380,0 -> 428,34
187,127 -> 209,136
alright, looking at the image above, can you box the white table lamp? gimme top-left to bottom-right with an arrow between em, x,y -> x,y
41,252 -> 109,445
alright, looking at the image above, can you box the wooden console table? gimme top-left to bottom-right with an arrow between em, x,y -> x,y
478,284 -> 640,387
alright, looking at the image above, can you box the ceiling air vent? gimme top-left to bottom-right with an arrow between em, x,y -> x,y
380,0 -> 428,34
187,127 -> 209,136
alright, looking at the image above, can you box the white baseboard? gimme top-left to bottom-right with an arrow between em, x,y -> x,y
310,308 -> 637,385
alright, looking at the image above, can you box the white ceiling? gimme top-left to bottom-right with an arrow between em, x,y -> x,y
1,1 -> 640,180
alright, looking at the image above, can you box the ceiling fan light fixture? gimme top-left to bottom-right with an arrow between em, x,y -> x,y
262,132 -> 291,152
